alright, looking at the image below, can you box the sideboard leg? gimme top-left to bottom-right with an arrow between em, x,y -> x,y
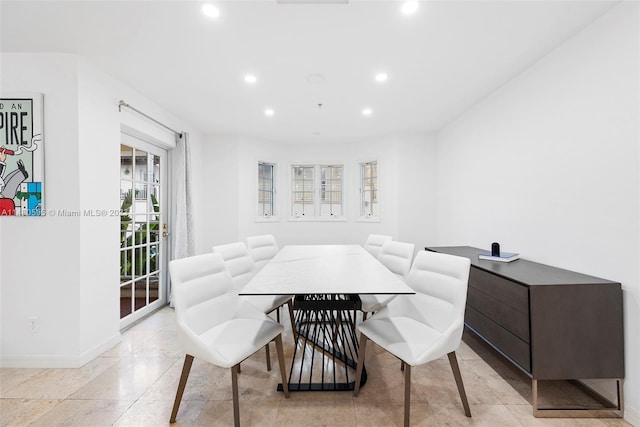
532,378 -> 623,418
616,379 -> 624,412
532,379 -> 539,417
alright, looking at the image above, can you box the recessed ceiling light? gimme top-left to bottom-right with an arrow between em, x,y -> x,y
202,3 -> 220,19
362,108 -> 373,116
278,0 -> 348,3
265,108 -> 275,116
401,1 -> 419,15
306,73 -> 326,84
244,74 -> 257,84
375,73 -> 388,82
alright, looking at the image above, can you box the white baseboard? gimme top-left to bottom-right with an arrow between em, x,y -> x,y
0,332 -> 122,368
78,332 -> 123,364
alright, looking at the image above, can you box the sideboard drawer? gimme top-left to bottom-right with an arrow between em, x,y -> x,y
465,305 -> 531,373
469,267 -> 528,313
467,287 -> 530,342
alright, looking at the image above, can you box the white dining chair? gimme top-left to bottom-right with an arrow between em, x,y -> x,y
359,240 -> 415,320
212,242 -> 257,290
246,234 -> 292,332
168,253 -> 289,426
363,233 -> 392,259
354,250 -> 472,426
213,242 -> 295,370
247,234 -> 279,271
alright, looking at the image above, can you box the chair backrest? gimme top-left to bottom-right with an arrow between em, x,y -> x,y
377,241 -> 415,280
405,250 -> 471,339
246,234 -> 279,270
169,253 -> 242,363
363,234 -> 393,259
212,242 -> 257,290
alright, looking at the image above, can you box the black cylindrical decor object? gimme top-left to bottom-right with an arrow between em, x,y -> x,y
491,242 -> 500,257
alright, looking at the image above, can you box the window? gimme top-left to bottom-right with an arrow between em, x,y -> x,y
360,161 -> 378,218
291,165 -> 314,216
258,162 -> 275,217
320,165 -> 342,216
291,164 -> 344,219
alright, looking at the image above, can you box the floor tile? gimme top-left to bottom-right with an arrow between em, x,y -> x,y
432,403 -> 522,426
29,399 -> 133,427
69,357 -> 177,400
354,398 -> 439,427
113,398 -> 206,426
0,368 -> 44,396
275,399 -> 356,426
2,357 -> 119,399
194,399 -> 280,427
0,398 -> 60,426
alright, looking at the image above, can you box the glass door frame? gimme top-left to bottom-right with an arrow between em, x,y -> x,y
119,132 -> 169,329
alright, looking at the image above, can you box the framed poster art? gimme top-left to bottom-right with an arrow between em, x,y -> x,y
0,93 -> 44,216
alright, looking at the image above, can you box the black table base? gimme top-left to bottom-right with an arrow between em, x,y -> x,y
277,294 -> 367,392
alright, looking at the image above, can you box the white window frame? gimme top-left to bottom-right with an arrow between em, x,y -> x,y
257,161 -> 278,221
358,160 -> 380,222
289,163 -> 346,221
291,164 -> 315,218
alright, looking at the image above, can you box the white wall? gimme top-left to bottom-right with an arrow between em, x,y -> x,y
0,53 -> 204,367
77,60 -> 122,358
198,134 -> 241,253
436,2 -> 639,423
1,54 -> 83,363
397,132 -> 438,250
198,132 -> 437,254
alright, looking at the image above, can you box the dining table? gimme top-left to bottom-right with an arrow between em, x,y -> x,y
240,244 -> 415,392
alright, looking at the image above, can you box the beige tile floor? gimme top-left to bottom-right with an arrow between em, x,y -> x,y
0,305 -> 633,426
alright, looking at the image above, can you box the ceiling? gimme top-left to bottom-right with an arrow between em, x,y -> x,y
0,0 -> 618,144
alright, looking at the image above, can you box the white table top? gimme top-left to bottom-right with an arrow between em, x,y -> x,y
240,244 -> 416,296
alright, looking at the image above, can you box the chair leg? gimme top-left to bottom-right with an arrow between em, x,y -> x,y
362,311 -> 368,321
404,363 -> 411,427
275,334 -> 290,398
353,334 -> 368,396
401,361 -> 405,371
170,354 -> 194,423
276,306 -> 281,323
448,351 -> 471,417
265,343 -> 272,371
231,364 -> 240,427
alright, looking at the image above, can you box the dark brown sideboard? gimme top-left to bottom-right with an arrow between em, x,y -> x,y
426,246 -> 624,417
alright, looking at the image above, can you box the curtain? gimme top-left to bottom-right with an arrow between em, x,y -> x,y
169,133 -> 194,305
173,132 -> 195,259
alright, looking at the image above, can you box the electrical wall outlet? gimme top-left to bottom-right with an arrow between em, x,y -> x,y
28,317 -> 39,334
